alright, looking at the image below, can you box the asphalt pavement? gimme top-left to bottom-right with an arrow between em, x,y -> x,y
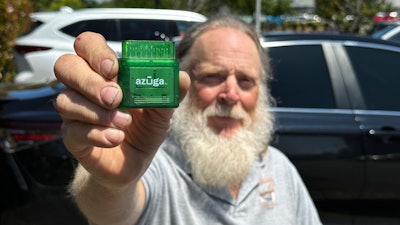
317,200 -> 400,225
1,182 -> 400,225
0,185 -> 88,225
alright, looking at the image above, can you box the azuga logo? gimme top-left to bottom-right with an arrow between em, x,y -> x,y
136,76 -> 166,87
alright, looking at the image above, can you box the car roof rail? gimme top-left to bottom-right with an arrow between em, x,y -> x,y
59,6 -> 73,13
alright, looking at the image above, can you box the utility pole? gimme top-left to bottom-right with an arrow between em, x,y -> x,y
155,0 -> 160,8
255,0 -> 261,34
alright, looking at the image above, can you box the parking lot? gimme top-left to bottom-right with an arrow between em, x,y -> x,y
317,200 -> 400,225
0,150 -> 86,225
1,185 -> 400,225
0,187 -> 87,225
1,118 -> 400,223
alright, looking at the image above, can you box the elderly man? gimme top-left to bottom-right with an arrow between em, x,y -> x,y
54,15 -> 322,225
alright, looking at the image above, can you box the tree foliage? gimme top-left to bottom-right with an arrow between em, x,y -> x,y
0,0 -> 33,82
99,0 -> 207,13
316,0 -> 393,33
98,0 -> 291,16
32,0 -> 89,11
167,0 -> 207,12
263,0 -> 293,16
49,0 -> 85,10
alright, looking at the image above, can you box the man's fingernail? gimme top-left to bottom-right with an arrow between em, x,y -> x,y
101,86 -> 119,106
104,129 -> 123,145
111,111 -> 131,129
101,59 -> 115,77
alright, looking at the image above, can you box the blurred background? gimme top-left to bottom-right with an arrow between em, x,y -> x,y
1,0 -> 400,224
2,0 -> 400,82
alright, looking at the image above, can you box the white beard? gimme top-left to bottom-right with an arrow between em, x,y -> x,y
170,88 -> 274,189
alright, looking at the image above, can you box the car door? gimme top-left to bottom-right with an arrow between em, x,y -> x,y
340,43 -> 400,198
264,40 -> 365,200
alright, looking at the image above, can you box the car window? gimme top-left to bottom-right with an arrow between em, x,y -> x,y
119,19 -> 179,41
388,32 -> 400,42
176,21 -> 200,33
60,19 -> 182,42
60,19 -> 119,41
345,46 -> 400,111
371,25 -> 397,38
267,45 -> 336,108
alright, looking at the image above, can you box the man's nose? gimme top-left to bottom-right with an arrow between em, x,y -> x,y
217,76 -> 239,105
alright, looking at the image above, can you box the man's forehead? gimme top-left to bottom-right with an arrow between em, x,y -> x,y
194,27 -> 255,47
192,29 -> 259,56
190,28 -> 261,73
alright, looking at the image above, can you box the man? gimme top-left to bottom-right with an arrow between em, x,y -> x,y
54,15 -> 322,225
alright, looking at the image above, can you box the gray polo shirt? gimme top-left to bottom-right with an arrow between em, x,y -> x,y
137,136 -> 322,225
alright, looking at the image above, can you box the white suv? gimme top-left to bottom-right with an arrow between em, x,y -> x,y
14,7 -> 207,84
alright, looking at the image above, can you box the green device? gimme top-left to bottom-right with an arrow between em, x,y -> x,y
118,40 -> 179,108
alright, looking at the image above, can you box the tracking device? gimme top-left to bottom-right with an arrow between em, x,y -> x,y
118,40 -> 179,108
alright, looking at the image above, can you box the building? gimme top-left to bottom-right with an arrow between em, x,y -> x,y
387,0 -> 400,9
291,0 -> 315,12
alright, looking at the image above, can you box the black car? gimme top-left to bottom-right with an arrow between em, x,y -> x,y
262,33 -> 400,200
262,33 -> 400,223
0,82 -> 69,195
2,33 -> 400,224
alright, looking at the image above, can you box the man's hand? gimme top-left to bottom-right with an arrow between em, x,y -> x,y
54,31 -> 190,187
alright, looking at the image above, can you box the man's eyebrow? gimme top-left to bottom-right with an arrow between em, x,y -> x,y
193,61 -> 259,77
192,63 -> 225,74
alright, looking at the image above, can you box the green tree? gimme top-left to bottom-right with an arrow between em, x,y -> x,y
49,0 -> 85,10
102,0 -> 206,12
205,0 -> 292,16
316,0 -> 393,33
167,0 -> 206,12
0,0 -> 33,82
101,0 -> 292,16
263,0 -> 293,16
31,0 -> 54,11
32,0 -> 99,11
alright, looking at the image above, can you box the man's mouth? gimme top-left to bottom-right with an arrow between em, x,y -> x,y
207,116 -> 243,136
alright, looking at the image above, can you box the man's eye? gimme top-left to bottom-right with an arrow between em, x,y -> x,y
199,75 -> 224,86
238,77 -> 256,90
